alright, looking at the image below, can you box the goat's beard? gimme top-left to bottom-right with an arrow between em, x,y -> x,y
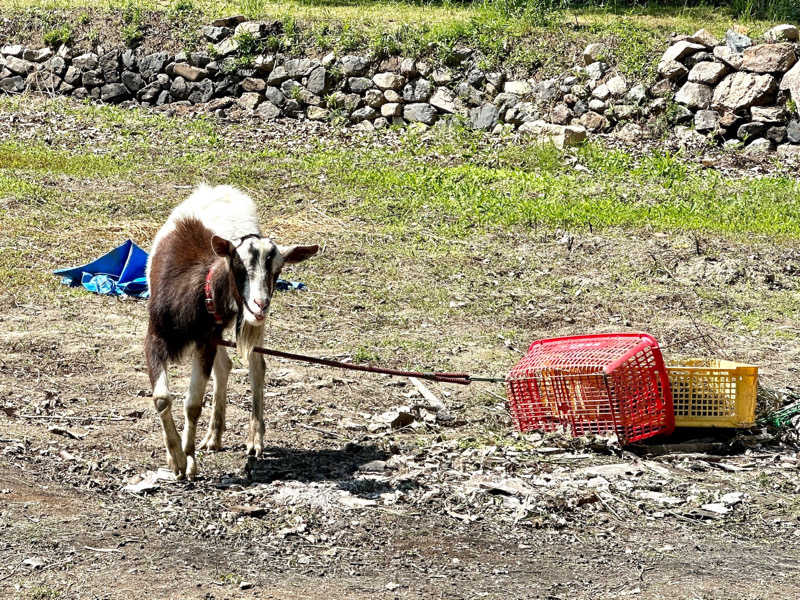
236,315 -> 264,360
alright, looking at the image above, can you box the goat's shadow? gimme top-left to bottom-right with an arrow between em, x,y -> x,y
221,443 -> 395,495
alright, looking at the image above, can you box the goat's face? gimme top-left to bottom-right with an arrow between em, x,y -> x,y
215,235 -> 319,325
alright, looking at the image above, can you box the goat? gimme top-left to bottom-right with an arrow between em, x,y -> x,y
144,184 -> 318,479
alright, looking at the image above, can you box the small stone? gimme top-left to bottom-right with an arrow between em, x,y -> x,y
214,37 -> 239,57
404,102 -> 437,125
239,582 -> 254,591
626,83 -> 647,104
684,51 -> 714,68
351,106 -> 377,122
240,77 -> 266,93
4,56 -> 35,75
650,79 -> 673,97
138,52 -> 169,80
63,66 -> 80,86
256,101 -> 281,120
675,125 -> 706,146
383,89 -> 402,103
399,57 -> 416,77
592,84 -> 610,101
188,79 -> 213,104
675,81 -> 712,109
238,92 -> 261,110
0,75 -> 25,93
781,62 -> 800,106
606,75 -> 627,96
787,120 -> 800,143
550,102 -> 572,125
518,121 -> 587,147
403,78 -> 433,102
253,54 -> 275,74
741,43 -> 796,73
306,105 -> 329,120
202,25 -> 230,42
743,137 -> 773,155
364,88 -> 384,108
767,125 -> 787,144
694,109 -> 720,132
1,44 -> 24,57
616,122 -> 643,142
726,29 -> 753,53
373,117 -> 389,129
587,98 -> 606,112
469,103 -> 499,131
688,61 -> 729,85
81,69 -> 103,87
777,143 -> 800,162
43,56 -> 66,76
211,15 -> 246,28
504,80 -> 532,96
585,61 -> 608,81
612,104 -> 638,119
583,42 -> 608,65
285,58 -> 314,78
579,111 -> 609,132
738,121 -> 766,140
764,24 -> 799,43
668,104 -> 693,124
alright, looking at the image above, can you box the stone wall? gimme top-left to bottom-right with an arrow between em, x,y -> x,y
2,15 -> 800,158
657,24 -> 800,160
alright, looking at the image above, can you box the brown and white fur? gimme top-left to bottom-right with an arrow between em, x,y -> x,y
145,184 -> 318,479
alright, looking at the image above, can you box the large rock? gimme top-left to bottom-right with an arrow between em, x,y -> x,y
266,65 -> 288,85
751,106 -> 786,122
764,24 -> 799,43
213,37 -> 239,57
188,79 -> 214,104
606,75 -> 627,96
238,92 -> 261,110
139,52 -> 169,80
121,70 -> 145,93
657,59 -> 688,81
256,101 -> 281,120
674,82 -> 712,109
72,52 -> 99,71
741,43 -> 796,73
241,77 -> 266,92
350,106 -> 377,122
403,78 -> 433,102
712,72 -> 777,112
364,89 -> 384,108
518,121 -> 587,148
726,29 -> 752,53
348,77 -> 372,93
787,120 -> 800,143
430,87 -> 456,113
687,28 -> 719,47
307,106 -> 329,120
688,61 -> 728,85
340,55 -> 368,75
779,61 -> 800,106
743,137 -> 773,155
4,56 -> 34,75
381,102 -> 402,118
585,61 -> 607,81
372,72 -> 405,90
694,109 -> 719,132
713,46 -> 744,70
307,67 -> 326,94
81,70 -> 103,87
469,103 -> 499,130
202,25 -> 230,42
403,102 -> 437,125
264,86 -> 285,107
660,40 -> 705,64
285,58 -> 314,78
173,63 -> 207,81
777,143 -> 800,163
0,75 -> 25,93
43,56 -> 66,76
100,83 -> 128,102
737,121 -> 766,140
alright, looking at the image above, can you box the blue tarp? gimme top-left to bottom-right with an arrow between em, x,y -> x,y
53,240 -> 306,299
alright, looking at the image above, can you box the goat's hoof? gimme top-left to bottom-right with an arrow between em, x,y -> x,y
246,444 -> 263,458
198,433 -> 222,452
186,455 -> 197,480
168,451 -> 187,479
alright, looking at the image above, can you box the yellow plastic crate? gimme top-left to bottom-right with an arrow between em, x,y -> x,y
667,359 -> 758,428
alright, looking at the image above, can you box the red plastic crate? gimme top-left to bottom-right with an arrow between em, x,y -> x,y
506,333 -> 674,444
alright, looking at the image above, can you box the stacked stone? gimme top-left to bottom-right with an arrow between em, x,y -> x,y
656,24 -> 800,159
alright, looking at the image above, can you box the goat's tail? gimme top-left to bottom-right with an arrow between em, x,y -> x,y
236,318 -> 264,361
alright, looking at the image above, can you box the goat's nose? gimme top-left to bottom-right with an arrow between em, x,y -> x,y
254,298 -> 268,310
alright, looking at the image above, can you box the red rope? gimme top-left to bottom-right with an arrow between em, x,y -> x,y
214,339 -> 474,385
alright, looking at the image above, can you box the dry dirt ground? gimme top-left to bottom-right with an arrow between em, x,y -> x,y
2,97 -> 800,600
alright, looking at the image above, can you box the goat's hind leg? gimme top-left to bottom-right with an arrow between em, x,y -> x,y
182,345 -> 215,479
199,347 -> 231,452
146,335 -> 186,478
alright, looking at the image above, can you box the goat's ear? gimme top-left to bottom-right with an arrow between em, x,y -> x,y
211,235 -> 234,257
279,244 -> 319,264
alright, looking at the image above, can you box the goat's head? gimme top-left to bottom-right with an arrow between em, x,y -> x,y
212,234 -> 319,325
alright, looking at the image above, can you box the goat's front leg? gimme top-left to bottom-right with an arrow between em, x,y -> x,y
247,352 -> 266,457
199,347 -> 231,452
150,363 -> 186,478
182,347 -> 214,479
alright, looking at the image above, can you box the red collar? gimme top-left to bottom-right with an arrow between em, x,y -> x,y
204,267 -> 224,325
